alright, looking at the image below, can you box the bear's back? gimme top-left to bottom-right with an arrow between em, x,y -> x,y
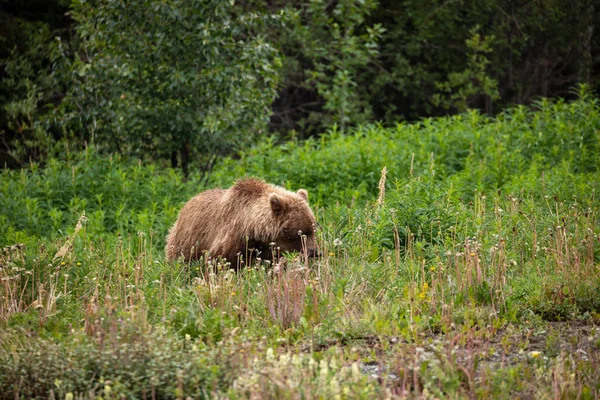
184,188 -> 226,212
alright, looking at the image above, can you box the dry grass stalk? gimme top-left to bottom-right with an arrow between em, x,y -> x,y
376,166 -> 388,206
266,266 -> 306,330
52,212 -> 86,262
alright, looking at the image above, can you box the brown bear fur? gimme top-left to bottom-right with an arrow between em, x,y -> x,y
165,178 -> 318,267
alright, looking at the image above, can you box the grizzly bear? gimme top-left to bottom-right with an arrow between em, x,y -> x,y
165,178 -> 319,267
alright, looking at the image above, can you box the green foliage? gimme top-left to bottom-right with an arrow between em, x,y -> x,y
57,0 -> 281,174
0,0 -> 71,165
211,96 -> 600,206
357,0 -> 598,120
3,97 -> 597,246
433,26 -> 500,112
287,0 -> 384,132
241,0 -> 599,134
0,327 -> 235,398
3,0 -> 598,163
1,97 -> 600,397
0,147 -> 198,245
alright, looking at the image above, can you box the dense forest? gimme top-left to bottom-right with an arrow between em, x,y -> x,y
1,0 -> 598,174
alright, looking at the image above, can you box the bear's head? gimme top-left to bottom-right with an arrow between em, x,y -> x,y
268,188 -> 319,259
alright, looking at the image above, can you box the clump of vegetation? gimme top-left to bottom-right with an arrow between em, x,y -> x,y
1,97 -> 599,398
212,94 -> 600,205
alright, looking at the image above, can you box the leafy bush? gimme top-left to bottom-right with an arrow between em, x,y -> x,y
0,327 -> 236,398
0,148 -> 198,245
211,96 -> 600,205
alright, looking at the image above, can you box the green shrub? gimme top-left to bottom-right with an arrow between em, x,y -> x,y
0,327 -> 235,399
0,148 -> 198,246
210,97 -> 600,205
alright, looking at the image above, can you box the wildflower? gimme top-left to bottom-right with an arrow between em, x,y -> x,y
530,351 -> 541,358
333,238 -> 343,247
76,262 -> 82,266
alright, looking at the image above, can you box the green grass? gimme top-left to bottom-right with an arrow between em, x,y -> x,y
1,97 -> 599,398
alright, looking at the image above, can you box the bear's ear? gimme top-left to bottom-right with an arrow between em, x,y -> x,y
297,189 -> 308,201
269,193 -> 286,215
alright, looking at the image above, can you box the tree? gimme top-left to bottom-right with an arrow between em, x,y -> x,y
243,0 -> 384,136
59,0 -> 281,177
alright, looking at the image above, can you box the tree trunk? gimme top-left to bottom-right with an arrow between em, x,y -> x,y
579,4 -> 594,84
171,150 -> 178,169
180,141 -> 190,179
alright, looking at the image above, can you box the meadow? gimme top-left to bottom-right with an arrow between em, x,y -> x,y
1,96 -> 599,398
